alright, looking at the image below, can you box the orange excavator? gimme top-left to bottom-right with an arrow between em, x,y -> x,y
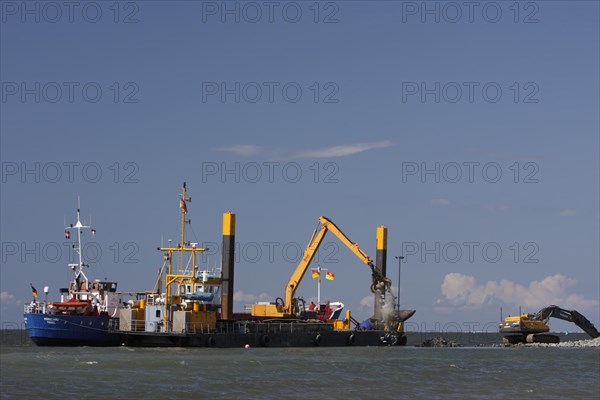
250,216 -> 392,319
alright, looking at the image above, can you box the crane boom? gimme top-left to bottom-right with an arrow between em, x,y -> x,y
251,216 -> 391,318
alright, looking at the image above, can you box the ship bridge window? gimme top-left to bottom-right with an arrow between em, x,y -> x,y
156,310 -> 161,318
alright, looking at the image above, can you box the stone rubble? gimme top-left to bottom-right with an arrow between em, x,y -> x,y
521,337 -> 600,348
421,337 -> 461,347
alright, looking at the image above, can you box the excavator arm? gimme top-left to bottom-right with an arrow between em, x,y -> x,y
535,306 -> 600,338
324,217 -> 391,293
251,216 -> 391,318
282,216 -> 391,316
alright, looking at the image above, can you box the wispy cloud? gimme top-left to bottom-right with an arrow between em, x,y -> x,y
214,140 -> 393,160
558,209 -> 579,217
431,199 -> 450,206
481,204 -> 509,212
215,144 -> 263,157
293,140 -> 392,159
435,273 -> 598,312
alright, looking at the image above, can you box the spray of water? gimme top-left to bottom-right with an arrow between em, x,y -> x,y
380,287 -> 397,326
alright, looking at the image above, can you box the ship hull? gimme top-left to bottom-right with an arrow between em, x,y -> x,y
119,321 -> 405,347
24,314 -> 407,347
120,331 -> 400,347
24,313 -> 120,346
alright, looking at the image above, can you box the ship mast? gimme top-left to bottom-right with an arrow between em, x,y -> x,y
65,197 -> 94,290
159,183 -> 207,332
179,182 -> 190,270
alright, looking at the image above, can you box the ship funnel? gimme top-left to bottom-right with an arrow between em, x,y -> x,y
221,212 -> 236,320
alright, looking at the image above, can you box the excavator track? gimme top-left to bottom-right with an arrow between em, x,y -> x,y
526,334 -> 560,344
503,334 -> 526,346
502,333 -> 560,346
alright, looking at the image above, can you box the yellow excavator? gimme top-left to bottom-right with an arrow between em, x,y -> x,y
251,216 -> 392,319
499,305 -> 600,345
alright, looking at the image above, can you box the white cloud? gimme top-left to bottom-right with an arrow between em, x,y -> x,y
431,199 -> 450,206
437,273 -> 599,312
360,294 -> 373,310
233,290 -> 256,303
0,291 -> 16,304
558,209 -> 579,217
233,291 -> 272,303
294,140 -> 392,159
215,144 -> 262,157
257,292 -> 271,302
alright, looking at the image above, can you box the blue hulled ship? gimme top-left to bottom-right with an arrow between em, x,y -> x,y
24,204 -> 124,346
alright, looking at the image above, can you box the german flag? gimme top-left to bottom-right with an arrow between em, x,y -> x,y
311,269 -> 320,279
30,284 -> 38,298
326,272 -> 335,281
180,198 -> 188,214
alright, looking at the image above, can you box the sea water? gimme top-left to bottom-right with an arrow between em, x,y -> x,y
1,332 -> 598,399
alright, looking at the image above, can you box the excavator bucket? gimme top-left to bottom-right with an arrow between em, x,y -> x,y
399,309 -> 416,322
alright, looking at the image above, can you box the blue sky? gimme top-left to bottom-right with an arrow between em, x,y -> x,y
1,1 -> 598,333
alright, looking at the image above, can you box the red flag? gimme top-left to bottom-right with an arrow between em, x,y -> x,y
180,199 -> 188,214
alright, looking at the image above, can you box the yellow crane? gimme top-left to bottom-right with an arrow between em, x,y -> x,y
251,216 -> 391,318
